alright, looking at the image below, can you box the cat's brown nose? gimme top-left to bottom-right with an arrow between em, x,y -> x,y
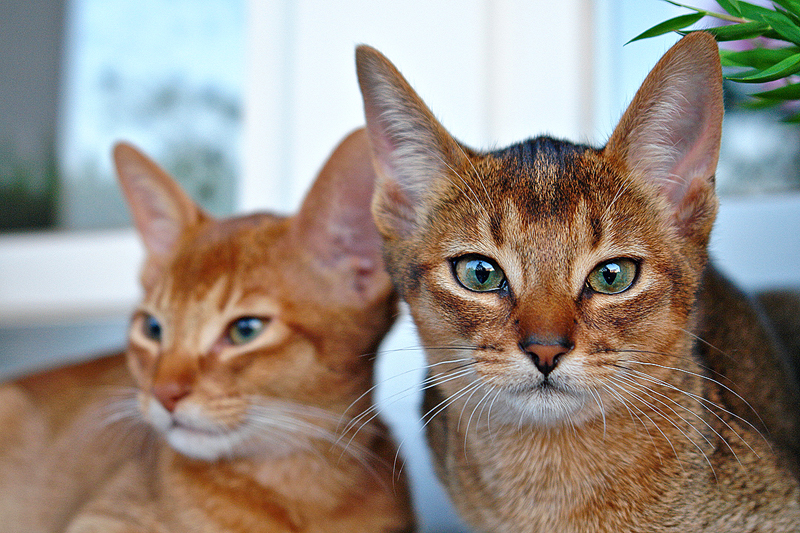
153,381 -> 191,412
520,339 -> 571,376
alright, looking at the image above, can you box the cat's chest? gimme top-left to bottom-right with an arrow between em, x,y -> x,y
435,409 -> 665,532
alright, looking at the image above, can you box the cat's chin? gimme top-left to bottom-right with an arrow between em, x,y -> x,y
146,398 -> 254,462
165,424 -> 248,462
496,383 -> 601,428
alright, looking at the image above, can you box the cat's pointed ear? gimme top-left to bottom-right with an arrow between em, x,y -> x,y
113,142 -> 208,272
294,128 -> 392,304
356,45 -> 468,240
605,32 -> 723,244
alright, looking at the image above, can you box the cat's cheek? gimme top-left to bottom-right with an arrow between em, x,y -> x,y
125,345 -> 156,386
143,396 -> 173,432
141,396 -> 248,462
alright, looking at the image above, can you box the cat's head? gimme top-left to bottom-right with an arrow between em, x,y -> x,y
356,33 -> 722,426
114,129 -> 395,460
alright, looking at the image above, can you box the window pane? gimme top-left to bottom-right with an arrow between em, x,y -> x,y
717,85 -> 800,196
0,0 -> 245,232
59,0 -> 244,229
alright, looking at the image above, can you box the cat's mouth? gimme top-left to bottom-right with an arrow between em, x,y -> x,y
497,377 -> 597,425
168,419 -> 225,437
507,374 -> 563,393
514,380 -> 568,399
163,419 -> 246,461
145,399 -> 246,460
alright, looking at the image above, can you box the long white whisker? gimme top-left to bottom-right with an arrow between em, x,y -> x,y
623,359 -> 765,428
486,388 -> 503,441
340,357 -> 473,436
246,401 -> 389,485
621,362 -> 768,446
429,149 -> 485,214
421,380 -> 482,429
621,367 -> 763,459
587,386 -> 607,439
346,365 -> 475,439
454,141 -> 494,210
466,386 -> 496,452
600,383 -> 665,465
457,381 -> 487,432
612,373 -> 716,450
608,375 -> 716,481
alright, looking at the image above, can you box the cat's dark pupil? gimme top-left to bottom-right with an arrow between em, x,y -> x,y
602,264 -> 620,285
475,262 -> 491,284
145,315 -> 161,341
235,318 -> 260,338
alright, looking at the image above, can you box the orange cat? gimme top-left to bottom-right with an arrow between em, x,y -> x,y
0,129 -> 414,533
356,33 -> 800,532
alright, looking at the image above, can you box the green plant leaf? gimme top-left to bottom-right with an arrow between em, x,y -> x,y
627,12 -> 705,43
778,8 -> 800,30
773,0 -> 800,18
752,81 -> 800,99
725,51 -> 800,82
720,46 -> 800,68
757,10 -> 800,45
688,21 -> 771,40
714,0 -> 742,16
763,29 -> 791,40
633,0 -> 800,120
735,0 -> 779,20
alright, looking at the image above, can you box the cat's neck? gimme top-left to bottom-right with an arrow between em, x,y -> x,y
439,400 -> 686,531
166,412 -> 385,486
428,345 -> 710,529
159,424 -> 391,511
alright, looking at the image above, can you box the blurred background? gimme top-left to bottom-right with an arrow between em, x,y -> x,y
1,1 -> 799,531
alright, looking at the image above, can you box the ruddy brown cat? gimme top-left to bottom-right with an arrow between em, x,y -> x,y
0,130 -> 414,532
356,33 -> 800,532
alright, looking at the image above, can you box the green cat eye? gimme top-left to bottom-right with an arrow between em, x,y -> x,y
586,259 -> 638,295
453,255 -> 506,292
228,317 -> 265,345
143,314 -> 162,342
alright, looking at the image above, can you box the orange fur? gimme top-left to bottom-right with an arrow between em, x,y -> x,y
0,129 -> 414,533
357,33 -> 800,532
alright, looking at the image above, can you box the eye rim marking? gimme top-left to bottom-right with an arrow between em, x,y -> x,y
451,254 -> 508,293
585,258 -> 639,295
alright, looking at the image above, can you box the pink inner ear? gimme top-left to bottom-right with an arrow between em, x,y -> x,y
113,143 -> 205,262
145,210 -> 186,258
627,90 -> 721,206
606,33 -> 723,212
664,119 -> 721,204
295,130 -> 385,263
357,46 -> 472,242
290,129 -> 393,304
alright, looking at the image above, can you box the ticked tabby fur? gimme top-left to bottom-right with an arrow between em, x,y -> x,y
356,33 -> 800,532
0,130 -> 414,533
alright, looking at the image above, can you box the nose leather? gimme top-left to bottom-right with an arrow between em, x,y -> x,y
153,381 -> 191,412
520,339 -> 571,376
